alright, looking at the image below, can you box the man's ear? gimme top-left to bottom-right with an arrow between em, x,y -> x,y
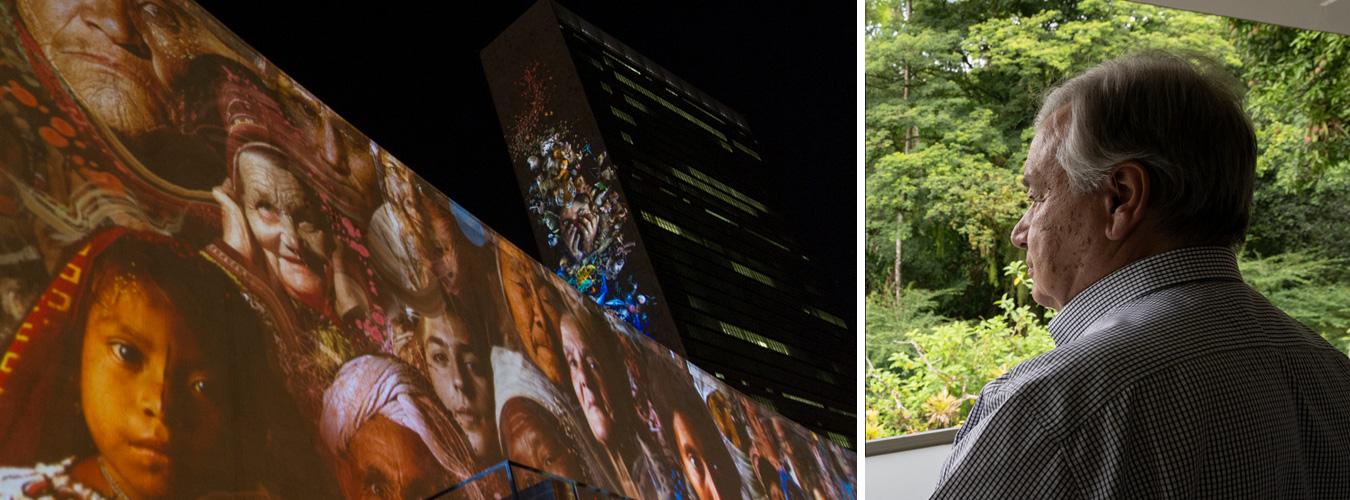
1103,161 -> 1150,241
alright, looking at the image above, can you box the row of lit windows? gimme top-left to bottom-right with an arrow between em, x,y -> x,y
747,227 -> 792,253
613,71 -> 729,143
569,22 -> 744,132
731,261 -> 776,288
689,321 -> 853,431
830,406 -> 857,419
805,306 -> 850,330
783,392 -> 825,409
634,164 -> 788,251
623,94 -> 648,113
732,139 -> 763,161
631,181 -> 785,279
685,166 -> 768,213
704,208 -> 737,226
719,320 -> 791,357
670,169 -> 758,216
640,211 -> 786,292
611,106 -> 636,126
691,324 -> 836,396
685,292 -> 843,386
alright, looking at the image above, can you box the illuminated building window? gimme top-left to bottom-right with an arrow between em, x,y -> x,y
830,407 -> 857,418
670,169 -> 757,216
783,392 -> 825,409
686,167 -> 768,212
732,139 -> 763,161
642,211 -> 687,238
719,140 -> 734,153
747,228 -> 791,252
600,81 -> 613,94
623,95 -> 648,113
828,432 -> 852,449
731,261 -> 775,288
704,208 -> 737,226
805,306 -> 849,329
613,72 -> 728,142
719,321 -> 790,356
621,131 -> 635,144
611,106 -> 636,125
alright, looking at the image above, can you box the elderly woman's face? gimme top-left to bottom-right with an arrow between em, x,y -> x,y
423,312 -> 497,463
237,148 -> 331,308
16,0 -> 222,139
498,250 -> 563,384
81,275 -> 230,498
560,317 -> 615,444
340,415 -> 447,500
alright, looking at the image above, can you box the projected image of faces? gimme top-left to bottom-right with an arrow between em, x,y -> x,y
234,144 -> 333,309
420,300 -> 502,470
498,64 -> 664,340
497,242 -> 565,385
0,4 -> 854,498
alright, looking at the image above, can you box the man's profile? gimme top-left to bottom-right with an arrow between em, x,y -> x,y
932,51 -> 1350,498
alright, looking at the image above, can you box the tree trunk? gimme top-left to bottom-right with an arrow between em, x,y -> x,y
894,212 -> 903,303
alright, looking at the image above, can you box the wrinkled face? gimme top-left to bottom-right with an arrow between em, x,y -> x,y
1010,125 -> 1102,310
502,400 -> 584,481
674,412 -> 720,500
499,249 -> 563,384
422,312 -> 497,463
282,91 -> 379,213
81,276 -> 229,499
560,317 -> 615,444
340,415 -> 446,500
237,147 -> 331,309
17,0 -> 217,138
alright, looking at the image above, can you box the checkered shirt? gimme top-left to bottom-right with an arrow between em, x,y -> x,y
931,246 -> 1350,499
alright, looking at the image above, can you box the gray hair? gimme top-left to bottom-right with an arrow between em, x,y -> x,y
1035,50 -> 1257,247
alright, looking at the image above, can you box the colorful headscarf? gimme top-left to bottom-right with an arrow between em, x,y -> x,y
320,354 -> 473,479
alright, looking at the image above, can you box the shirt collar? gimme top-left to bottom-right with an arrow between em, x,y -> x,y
1047,246 -> 1244,346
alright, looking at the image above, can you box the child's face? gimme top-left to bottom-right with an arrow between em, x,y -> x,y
80,276 -> 230,498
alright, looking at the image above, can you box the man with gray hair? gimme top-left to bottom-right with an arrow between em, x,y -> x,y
932,51 -> 1350,498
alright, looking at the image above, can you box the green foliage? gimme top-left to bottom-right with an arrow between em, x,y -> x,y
866,276 -> 1054,438
1240,252 -> 1350,352
1233,20 -> 1350,190
865,287 -> 954,366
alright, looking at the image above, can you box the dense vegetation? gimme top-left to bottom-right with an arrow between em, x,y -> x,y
865,0 -> 1350,440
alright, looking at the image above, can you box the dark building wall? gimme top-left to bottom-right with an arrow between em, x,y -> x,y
485,0 -> 855,449
481,0 -> 684,355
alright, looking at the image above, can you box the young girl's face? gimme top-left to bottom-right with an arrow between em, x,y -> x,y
80,275 -> 230,498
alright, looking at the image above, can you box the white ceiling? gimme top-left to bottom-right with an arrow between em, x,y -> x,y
1136,0 -> 1350,36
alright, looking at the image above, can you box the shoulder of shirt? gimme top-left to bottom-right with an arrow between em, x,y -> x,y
992,278 -> 1341,420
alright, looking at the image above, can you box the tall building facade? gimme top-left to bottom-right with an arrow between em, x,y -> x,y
484,0 -> 855,449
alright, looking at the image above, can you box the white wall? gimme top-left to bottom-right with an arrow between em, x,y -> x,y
865,430 -> 956,500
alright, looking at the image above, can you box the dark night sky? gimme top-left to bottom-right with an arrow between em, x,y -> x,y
197,1 -> 856,317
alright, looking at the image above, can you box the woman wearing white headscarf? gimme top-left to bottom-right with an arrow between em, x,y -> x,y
492,347 -> 622,493
321,354 -> 477,499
